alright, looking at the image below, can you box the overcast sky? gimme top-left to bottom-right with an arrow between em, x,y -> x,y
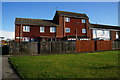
1,2 -> 119,39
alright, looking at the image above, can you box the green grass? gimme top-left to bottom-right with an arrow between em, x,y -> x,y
9,51 -> 119,79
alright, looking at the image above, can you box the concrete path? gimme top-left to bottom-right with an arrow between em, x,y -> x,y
2,56 -> 21,80
0,56 -> 2,80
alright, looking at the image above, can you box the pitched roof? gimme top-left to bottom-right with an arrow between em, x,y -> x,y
90,23 -> 120,31
56,11 -> 89,19
15,18 -> 59,26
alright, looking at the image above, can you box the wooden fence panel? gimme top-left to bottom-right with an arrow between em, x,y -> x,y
9,42 -> 38,55
95,40 -> 112,51
76,40 -> 94,52
113,41 -> 120,50
40,41 -> 76,54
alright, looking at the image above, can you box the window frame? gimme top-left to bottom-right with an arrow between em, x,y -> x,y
65,28 -> 70,33
101,30 -> 105,36
23,26 -> 30,32
81,19 -> 86,23
65,17 -> 70,22
22,37 -> 29,42
50,27 -> 56,33
116,32 -> 119,39
40,26 -> 45,33
82,28 -> 86,33
16,37 -> 22,39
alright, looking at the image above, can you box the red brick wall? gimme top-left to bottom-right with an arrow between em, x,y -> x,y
86,23 -> 92,40
15,25 -> 23,41
110,31 -> 116,41
56,16 -> 64,38
95,40 -> 112,51
76,40 -> 94,52
23,25 -> 56,38
65,18 -> 89,37
56,16 -> 92,39
15,25 -> 20,37
15,24 -> 56,41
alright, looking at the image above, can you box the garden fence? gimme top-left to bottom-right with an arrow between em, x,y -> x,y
7,40 -> 120,55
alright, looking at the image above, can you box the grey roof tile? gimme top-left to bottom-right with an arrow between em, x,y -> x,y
57,11 -> 89,19
15,18 -> 59,26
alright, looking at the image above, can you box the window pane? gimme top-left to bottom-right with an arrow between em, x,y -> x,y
23,26 -> 25,31
116,32 -> 119,39
101,30 -> 105,36
23,26 -> 30,32
54,27 -> 56,32
50,27 -> 53,32
40,26 -> 44,32
50,27 -> 56,32
26,26 -> 30,32
82,19 -> 85,23
23,37 -> 29,42
82,29 -> 86,33
65,28 -> 70,32
65,17 -> 70,22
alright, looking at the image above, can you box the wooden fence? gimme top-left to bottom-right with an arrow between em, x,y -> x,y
8,40 -> 120,55
95,40 -> 112,51
76,40 -> 94,52
113,41 -> 120,50
9,42 -> 38,55
9,41 -> 76,55
40,41 -> 76,54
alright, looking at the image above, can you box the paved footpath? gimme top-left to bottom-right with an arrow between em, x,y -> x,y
2,56 -> 21,80
0,56 -> 2,80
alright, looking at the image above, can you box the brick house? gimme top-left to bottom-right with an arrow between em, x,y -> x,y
15,11 -> 120,42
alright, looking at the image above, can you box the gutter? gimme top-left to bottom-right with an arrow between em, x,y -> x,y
89,27 -> 120,31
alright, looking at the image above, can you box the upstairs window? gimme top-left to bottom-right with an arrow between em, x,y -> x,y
50,27 -> 56,33
116,32 -> 119,39
82,19 -> 86,23
23,26 -> 30,32
40,26 -> 44,32
82,29 -> 86,33
65,17 -> 70,22
65,28 -> 70,33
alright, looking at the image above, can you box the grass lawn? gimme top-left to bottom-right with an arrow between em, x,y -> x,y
9,51 -> 119,79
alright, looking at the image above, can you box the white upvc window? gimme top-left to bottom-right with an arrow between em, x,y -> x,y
40,26 -> 44,32
82,29 -> 86,33
50,27 -> 56,33
65,28 -> 70,33
93,29 -> 110,40
23,26 -> 30,32
65,17 -> 70,22
23,37 -> 29,42
101,30 -> 105,36
82,19 -> 86,23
